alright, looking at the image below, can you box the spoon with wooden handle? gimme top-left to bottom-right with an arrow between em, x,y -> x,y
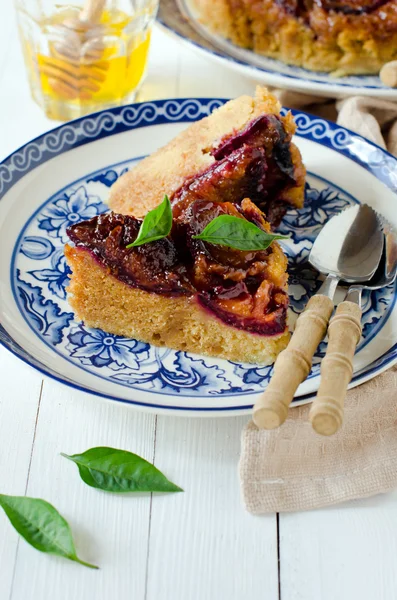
253,204 -> 384,430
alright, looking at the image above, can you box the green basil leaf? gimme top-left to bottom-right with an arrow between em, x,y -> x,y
0,494 -> 98,569
126,194 -> 172,248
192,214 -> 289,251
61,447 -> 183,493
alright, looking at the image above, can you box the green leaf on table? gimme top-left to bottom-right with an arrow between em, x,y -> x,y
192,214 -> 289,251
61,447 -> 183,493
0,494 -> 98,569
126,194 -> 172,248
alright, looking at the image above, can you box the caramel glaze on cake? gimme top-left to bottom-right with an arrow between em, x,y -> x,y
196,0 -> 397,75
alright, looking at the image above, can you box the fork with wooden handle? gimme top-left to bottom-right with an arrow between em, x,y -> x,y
308,299 -> 362,436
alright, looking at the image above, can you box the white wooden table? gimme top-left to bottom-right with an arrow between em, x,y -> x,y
2,4 -> 397,599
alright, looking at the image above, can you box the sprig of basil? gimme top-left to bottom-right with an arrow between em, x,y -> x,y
192,214 -> 289,251
61,447 -> 183,493
126,194 -> 172,248
0,494 -> 98,569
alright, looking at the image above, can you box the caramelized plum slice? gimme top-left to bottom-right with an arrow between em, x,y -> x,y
213,115 -> 295,186
198,282 -> 288,336
172,146 -> 268,221
172,115 -> 295,227
183,199 -> 272,288
213,116 -> 289,162
67,213 -> 193,295
184,199 -> 288,334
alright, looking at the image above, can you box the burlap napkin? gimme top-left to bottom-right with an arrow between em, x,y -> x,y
240,91 -> 397,513
240,367 -> 397,513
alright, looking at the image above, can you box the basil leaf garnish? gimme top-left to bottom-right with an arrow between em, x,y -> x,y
0,494 -> 98,569
192,214 -> 289,251
126,194 -> 172,248
61,447 -> 183,493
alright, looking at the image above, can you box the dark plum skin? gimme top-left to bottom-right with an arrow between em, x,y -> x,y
198,293 -> 287,336
172,114 -> 296,228
67,212 -> 194,295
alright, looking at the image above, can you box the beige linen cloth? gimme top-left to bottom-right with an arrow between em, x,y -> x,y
240,91 -> 397,513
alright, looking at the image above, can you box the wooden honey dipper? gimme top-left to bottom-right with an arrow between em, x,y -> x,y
40,0 -> 108,102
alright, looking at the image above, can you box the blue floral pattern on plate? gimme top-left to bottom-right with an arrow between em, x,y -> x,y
29,249 -> 71,300
283,243 -> 321,314
15,270 -> 73,345
109,347 -> 234,394
278,183 -> 353,242
67,325 -> 150,369
11,163 -> 395,397
38,185 -> 107,243
87,167 -> 129,187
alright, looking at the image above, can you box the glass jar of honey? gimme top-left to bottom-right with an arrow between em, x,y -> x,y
15,0 -> 159,121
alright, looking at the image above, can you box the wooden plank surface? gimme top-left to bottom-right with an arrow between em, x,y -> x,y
10,381 -> 156,600
280,496 -> 397,600
0,349 -> 42,597
147,416 -> 279,600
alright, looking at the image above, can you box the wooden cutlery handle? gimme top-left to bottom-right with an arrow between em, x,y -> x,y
253,295 -> 334,430
309,301 -> 362,436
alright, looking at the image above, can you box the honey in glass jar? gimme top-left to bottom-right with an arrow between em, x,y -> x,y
15,0 -> 159,120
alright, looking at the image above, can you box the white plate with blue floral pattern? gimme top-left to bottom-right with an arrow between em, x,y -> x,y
1,97 -> 397,415
157,0 -> 397,100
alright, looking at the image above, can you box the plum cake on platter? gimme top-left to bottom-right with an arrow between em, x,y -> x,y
195,0 -> 397,76
65,87 -> 306,365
